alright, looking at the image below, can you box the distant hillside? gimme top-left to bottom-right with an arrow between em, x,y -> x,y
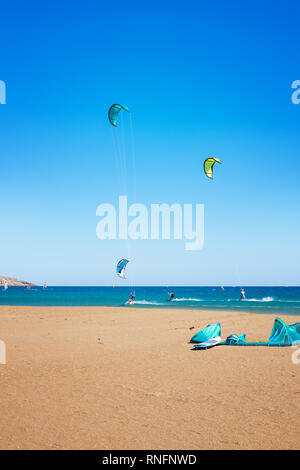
0,276 -> 36,287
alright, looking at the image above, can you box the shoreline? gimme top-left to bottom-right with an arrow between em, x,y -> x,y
0,303 -> 299,316
0,306 -> 299,449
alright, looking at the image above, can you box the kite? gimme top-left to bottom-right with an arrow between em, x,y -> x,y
108,104 -> 130,127
203,157 -> 222,179
116,259 -> 129,279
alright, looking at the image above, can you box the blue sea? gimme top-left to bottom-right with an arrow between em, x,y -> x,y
0,286 -> 300,315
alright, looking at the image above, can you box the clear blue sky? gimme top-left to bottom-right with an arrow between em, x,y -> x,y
0,0 -> 299,286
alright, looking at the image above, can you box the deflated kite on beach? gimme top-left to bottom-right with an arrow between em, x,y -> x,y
220,318 -> 300,347
191,318 -> 300,349
190,322 -> 221,343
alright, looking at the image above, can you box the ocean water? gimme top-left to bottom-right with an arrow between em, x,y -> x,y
0,286 -> 300,315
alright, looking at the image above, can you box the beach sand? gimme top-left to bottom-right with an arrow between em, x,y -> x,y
0,305 -> 299,450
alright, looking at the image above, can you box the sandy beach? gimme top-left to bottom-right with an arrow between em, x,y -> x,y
0,305 -> 299,450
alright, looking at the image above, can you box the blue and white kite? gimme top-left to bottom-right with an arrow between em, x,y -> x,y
116,259 -> 129,279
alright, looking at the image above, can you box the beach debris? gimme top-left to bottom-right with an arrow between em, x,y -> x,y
203,157 -> 222,179
108,103 -> 130,127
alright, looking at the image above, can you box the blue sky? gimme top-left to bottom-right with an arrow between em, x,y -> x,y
0,0 -> 299,285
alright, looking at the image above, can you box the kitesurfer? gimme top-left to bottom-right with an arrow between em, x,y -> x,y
239,288 -> 246,301
128,292 -> 135,304
168,290 -> 175,302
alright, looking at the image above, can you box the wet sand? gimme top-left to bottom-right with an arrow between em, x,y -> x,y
0,306 -> 299,449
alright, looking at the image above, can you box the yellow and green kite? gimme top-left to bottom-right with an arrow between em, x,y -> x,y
203,157 -> 222,179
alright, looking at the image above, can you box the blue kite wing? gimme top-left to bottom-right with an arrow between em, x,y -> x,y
108,104 -> 130,127
116,259 -> 129,278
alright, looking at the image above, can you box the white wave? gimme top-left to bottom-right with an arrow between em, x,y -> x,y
126,300 -> 164,306
227,297 -> 275,303
244,297 -> 275,302
173,297 -> 203,302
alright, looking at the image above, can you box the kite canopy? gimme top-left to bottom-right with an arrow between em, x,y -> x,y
190,322 -> 221,343
268,318 -> 300,346
220,318 -> 300,347
116,259 -> 129,279
191,318 -> 300,348
203,157 -> 222,179
108,104 -> 130,127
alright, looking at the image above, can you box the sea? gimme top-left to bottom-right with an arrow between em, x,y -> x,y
0,286 -> 300,315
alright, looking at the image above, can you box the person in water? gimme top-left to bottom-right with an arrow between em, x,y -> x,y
168,290 -> 175,301
128,292 -> 135,304
239,288 -> 246,301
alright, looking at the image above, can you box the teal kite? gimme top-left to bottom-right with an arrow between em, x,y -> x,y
108,104 -> 130,127
191,318 -> 300,348
190,323 -> 221,343
219,318 -> 300,347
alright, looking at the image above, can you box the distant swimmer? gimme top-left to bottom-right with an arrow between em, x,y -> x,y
167,290 -> 175,302
128,292 -> 135,304
239,288 -> 246,301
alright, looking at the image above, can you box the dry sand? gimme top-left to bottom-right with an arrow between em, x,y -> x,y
0,305 -> 299,450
